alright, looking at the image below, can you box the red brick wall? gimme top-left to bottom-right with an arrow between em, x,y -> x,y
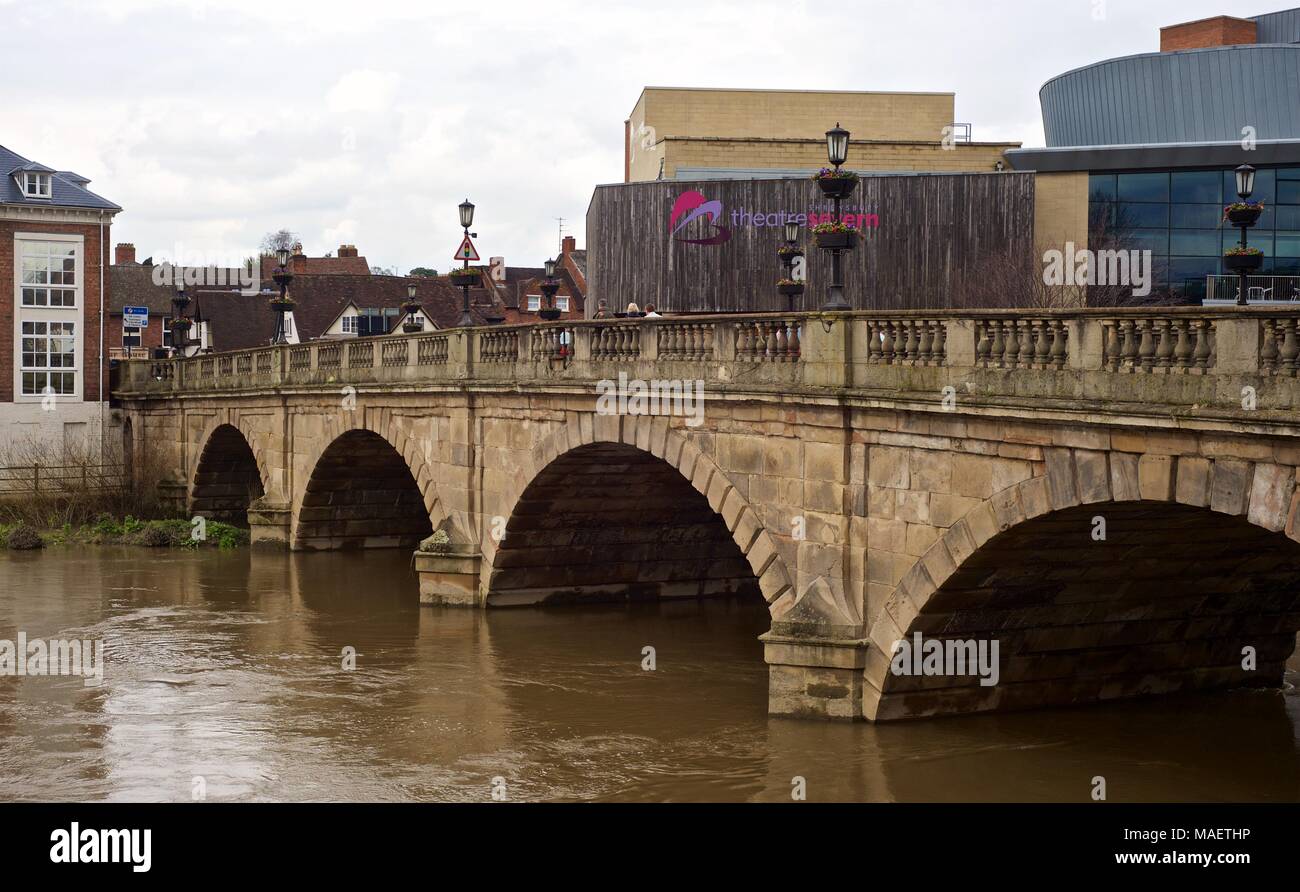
0,219 -> 110,403
1160,16 -> 1256,51
109,314 -> 167,357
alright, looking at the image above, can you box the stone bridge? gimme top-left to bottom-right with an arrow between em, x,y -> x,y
113,308 -> 1300,722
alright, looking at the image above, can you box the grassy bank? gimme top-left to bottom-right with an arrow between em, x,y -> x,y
0,515 -> 250,551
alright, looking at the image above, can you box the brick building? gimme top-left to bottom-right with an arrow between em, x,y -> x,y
495,236 -> 588,324
0,144 -> 120,458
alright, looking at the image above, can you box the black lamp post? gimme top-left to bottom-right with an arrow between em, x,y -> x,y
1226,164 -> 1263,306
814,122 -> 856,311
170,280 -> 193,358
457,199 -> 475,327
538,257 -> 562,321
270,247 -> 294,344
777,220 -> 804,312
402,282 -> 424,333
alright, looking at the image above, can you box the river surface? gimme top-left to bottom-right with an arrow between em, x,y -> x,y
1,546 -> 1298,802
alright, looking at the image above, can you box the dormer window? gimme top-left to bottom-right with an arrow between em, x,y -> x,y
22,172 -> 51,199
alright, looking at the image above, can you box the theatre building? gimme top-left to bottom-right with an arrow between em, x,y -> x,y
1008,8 -> 1300,303
590,10 -> 1300,313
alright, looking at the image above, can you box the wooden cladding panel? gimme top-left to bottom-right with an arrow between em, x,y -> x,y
587,173 -> 1034,313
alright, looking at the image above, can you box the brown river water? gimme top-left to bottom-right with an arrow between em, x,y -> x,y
1,546 -> 1298,802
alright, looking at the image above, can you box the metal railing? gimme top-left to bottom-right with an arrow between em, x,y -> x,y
0,463 -> 126,496
1203,275 -> 1300,304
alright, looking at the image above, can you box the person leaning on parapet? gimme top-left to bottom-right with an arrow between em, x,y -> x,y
625,301 -> 645,318
644,304 -> 662,318
593,299 -> 609,319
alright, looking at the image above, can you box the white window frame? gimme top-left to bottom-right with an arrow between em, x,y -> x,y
161,316 -> 172,348
14,233 -> 82,403
20,239 -> 79,308
19,319 -> 77,396
556,296 -> 570,312
21,172 -> 52,199
122,322 -> 142,348
526,295 -> 541,311
341,315 -> 359,334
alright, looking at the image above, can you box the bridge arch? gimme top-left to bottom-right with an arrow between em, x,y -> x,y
865,449 -> 1300,720
483,415 -> 794,614
190,421 -> 269,525
293,416 -> 449,550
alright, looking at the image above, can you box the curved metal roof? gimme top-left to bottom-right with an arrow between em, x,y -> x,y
1040,43 -> 1300,147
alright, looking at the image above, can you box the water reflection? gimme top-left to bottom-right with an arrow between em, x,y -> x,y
0,547 -> 1296,802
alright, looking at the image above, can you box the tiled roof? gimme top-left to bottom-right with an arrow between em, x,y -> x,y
110,264 -> 248,316
0,144 -> 120,211
198,274 -> 498,351
567,249 -> 587,280
259,252 -> 371,283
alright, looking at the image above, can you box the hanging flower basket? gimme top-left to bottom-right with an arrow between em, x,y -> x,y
269,297 -> 295,313
449,270 -> 478,287
777,245 -> 804,261
1224,248 -> 1263,272
1224,201 -> 1264,226
537,307 -> 562,321
813,222 -> 858,250
777,280 -> 805,297
814,175 -> 859,200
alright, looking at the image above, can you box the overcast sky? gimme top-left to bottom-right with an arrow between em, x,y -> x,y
1,0 -> 1274,274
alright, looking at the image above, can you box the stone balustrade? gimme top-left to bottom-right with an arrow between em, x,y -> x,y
114,308 -> 1300,417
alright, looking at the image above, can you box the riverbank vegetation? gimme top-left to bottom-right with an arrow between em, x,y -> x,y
0,437 -> 247,552
0,516 -> 250,551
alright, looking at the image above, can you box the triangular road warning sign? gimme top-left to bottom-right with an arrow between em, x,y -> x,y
454,234 -> 480,263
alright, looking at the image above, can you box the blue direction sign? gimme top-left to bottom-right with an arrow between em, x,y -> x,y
123,306 -> 149,327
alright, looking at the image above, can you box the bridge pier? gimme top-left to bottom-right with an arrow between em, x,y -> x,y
247,497 -> 292,547
415,546 -> 484,606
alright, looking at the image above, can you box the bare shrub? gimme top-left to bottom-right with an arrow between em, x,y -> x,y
0,427 -> 175,528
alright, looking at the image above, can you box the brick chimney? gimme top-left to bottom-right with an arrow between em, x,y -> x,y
115,243 -> 136,265
338,244 -> 359,257
561,235 -> 576,257
1160,15 -> 1256,52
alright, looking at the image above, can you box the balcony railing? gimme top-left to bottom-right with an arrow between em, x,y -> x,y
112,308 -> 1300,402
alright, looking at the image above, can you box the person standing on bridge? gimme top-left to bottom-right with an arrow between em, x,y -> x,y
644,304 -> 662,318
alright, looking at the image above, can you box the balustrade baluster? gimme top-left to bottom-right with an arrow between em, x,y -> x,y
1280,320 -> 1299,376
1261,320 -> 1280,374
1193,320 -> 1213,370
975,322 -> 991,367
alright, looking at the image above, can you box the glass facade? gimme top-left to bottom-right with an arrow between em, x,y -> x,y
1088,166 -> 1300,300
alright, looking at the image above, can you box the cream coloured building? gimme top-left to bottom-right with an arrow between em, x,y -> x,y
624,87 -> 1019,182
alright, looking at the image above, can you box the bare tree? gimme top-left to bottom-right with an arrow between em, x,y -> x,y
952,204 -> 1177,309
259,229 -> 299,255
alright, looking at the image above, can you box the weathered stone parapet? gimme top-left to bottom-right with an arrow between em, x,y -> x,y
415,546 -> 483,606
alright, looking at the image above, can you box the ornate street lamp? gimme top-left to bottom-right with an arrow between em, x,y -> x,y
270,247 -> 295,344
170,280 -> 193,358
812,122 -> 858,311
456,199 -> 476,327
1225,164 -> 1264,306
1235,163 -> 1256,200
402,282 -> 424,333
538,257 -> 562,321
777,220 -> 804,312
826,123 -> 849,168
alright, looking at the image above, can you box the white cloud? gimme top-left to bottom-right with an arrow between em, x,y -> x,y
0,0 -> 1243,274
326,70 -> 402,115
